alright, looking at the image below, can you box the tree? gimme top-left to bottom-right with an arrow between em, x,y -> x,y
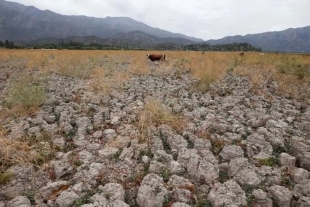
9,41 -> 14,48
4,40 -> 15,49
0,40 -> 4,47
5,40 -> 9,48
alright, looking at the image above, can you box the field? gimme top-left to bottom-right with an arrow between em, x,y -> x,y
0,49 -> 310,206
1,50 -> 309,97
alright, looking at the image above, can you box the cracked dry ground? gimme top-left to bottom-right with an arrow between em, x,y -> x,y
1,69 -> 310,207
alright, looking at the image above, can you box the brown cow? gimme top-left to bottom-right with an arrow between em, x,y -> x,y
147,54 -> 165,61
239,52 -> 244,56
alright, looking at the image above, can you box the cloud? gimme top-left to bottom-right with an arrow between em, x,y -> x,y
8,0 -> 310,40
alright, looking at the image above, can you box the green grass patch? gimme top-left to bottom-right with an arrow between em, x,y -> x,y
259,157 -> 278,167
0,172 -> 14,185
71,190 -> 96,207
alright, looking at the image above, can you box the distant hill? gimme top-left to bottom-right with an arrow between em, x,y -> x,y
0,0 -> 203,42
1,0 -> 310,52
204,26 -> 310,53
27,31 -> 195,49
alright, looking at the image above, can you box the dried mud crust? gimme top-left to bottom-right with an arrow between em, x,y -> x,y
1,70 -> 310,207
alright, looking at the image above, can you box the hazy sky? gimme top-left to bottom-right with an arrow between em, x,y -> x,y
8,0 -> 310,40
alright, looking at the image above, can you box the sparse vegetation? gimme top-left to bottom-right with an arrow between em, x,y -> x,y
23,190 -> 36,205
137,101 -> 185,143
0,45 -> 309,207
143,163 -> 150,175
183,135 -> 194,149
138,149 -> 154,161
192,198 -> 212,207
160,135 -> 172,154
259,157 -> 278,167
90,66 -> 129,94
0,129 -> 57,172
211,139 -> 225,155
281,176 -> 294,190
0,137 -> 37,170
243,185 -> 255,207
219,170 -> 230,183
4,72 -> 46,113
161,168 -> 172,183
276,57 -> 310,80
71,190 -> 96,207
112,150 -> 122,160
1,50 -> 309,103
163,194 -> 174,207
0,172 -> 14,185
234,52 -> 310,101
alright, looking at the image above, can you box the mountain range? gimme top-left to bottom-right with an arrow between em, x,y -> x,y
1,0 -> 310,52
0,0 -> 202,43
204,26 -> 310,53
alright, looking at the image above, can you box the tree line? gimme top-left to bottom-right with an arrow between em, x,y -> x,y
0,39 -> 261,52
0,40 -> 16,49
183,42 -> 262,52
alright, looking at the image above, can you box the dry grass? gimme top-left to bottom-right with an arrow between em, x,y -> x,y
0,172 -> 14,185
234,52 -> 310,99
0,125 -> 56,173
1,50 -> 309,100
137,101 -> 185,143
0,137 -> 36,170
0,125 -> 37,172
162,51 -> 237,92
129,55 -> 151,75
0,49 -> 309,178
54,53 -> 94,79
90,65 -> 130,94
4,72 -> 46,116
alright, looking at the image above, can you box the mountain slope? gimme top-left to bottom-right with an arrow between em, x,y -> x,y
205,26 -> 310,52
28,31 -> 195,49
0,0 -> 203,42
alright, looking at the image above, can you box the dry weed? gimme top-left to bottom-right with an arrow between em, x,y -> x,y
4,72 -> 46,113
90,66 -> 129,94
1,50 -> 309,101
0,137 -> 37,169
234,52 -> 310,99
137,101 -> 185,143
0,123 -> 57,173
129,56 -> 151,75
